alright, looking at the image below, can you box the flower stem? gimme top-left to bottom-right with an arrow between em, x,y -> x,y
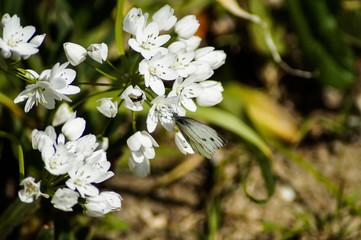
71,88 -> 121,109
76,82 -> 120,87
95,67 -> 117,80
106,60 -> 121,73
132,111 -> 137,132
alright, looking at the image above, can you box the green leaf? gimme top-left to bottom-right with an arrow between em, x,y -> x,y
0,199 -> 39,239
244,151 -> 275,202
285,0 -> 355,89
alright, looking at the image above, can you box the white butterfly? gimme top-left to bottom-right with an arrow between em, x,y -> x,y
173,112 -> 227,159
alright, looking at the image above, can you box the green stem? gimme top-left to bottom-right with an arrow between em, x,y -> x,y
106,59 -> 121,73
95,67 -> 117,80
76,82 -> 120,87
71,88 -> 121,109
132,111 -> 137,132
99,118 -> 113,136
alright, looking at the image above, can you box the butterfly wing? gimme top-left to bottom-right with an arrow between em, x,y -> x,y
175,116 -> 227,159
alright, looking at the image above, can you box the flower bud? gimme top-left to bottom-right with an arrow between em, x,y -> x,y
63,42 -> 87,66
62,117 -> 86,140
195,47 -> 227,70
87,43 -> 108,64
52,103 -> 75,127
175,15 -> 200,39
123,7 -> 148,35
96,98 -> 118,118
196,81 -> 224,107
152,4 -> 177,31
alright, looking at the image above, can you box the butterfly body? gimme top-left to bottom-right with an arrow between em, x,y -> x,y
173,113 -> 227,159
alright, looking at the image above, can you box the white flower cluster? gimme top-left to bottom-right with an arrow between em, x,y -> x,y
0,14 -> 45,61
125,5 -> 226,99
11,4 -> 226,213
121,5 -> 226,176
19,116 -> 122,217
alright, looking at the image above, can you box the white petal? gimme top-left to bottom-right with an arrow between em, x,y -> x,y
62,117 -> 86,140
63,42 -> 87,66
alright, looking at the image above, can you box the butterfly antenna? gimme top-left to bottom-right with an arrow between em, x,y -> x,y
175,89 -> 183,113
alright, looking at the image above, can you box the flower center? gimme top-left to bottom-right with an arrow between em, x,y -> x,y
141,34 -> 157,50
49,159 -> 58,169
7,38 -> 18,47
24,182 -> 37,195
149,66 -> 157,75
7,32 -> 24,47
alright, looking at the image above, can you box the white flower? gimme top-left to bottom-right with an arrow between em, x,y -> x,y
192,61 -> 214,80
67,134 -> 99,158
18,177 -> 42,203
196,81 -> 224,107
0,13 -> 45,60
63,42 -> 87,66
41,133 -> 83,175
168,41 -> 187,54
32,129 -> 52,153
179,36 -> 202,52
120,85 -> 146,111
66,164 -> 101,198
175,15 -> 200,39
87,43 -> 108,64
84,191 -> 122,217
14,81 -> 59,112
146,95 -> 180,132
168,77 -> 202,112
51,188 -> 79,212
96,98 -> 118,118
195,47 -> 226,70
175,132 -> 194,155
52,103 -> 75,127
45,62 -> 80,95
32,126 -> 56,151
172,51 -> 197,78
14,62 -> 80,112
127,131 -> 159,163
62,117 -> 86,141
152,5 -> 177,31
85,150 -> 114,183
128,155 -> 150,177
128,22 -> 170,59
100,191 -> 122,211
123,7 -> 148,35
138,52 -> 178,95
127,131 -> 158,177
